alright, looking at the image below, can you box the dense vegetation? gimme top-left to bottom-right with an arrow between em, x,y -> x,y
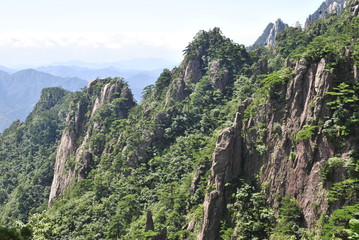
0,1 -> 358,239
0,88 -> 70,225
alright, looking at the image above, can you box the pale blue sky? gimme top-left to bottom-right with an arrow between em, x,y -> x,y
0,0 -> 324,68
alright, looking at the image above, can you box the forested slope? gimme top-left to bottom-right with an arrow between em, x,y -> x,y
0,1 -> 358,239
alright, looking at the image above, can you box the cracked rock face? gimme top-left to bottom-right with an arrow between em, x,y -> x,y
265,19 -> 287,46
48,78 -> 135,206
197,58 -> 358,239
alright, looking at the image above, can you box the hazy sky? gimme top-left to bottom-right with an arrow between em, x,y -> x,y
0,0 -> 324,68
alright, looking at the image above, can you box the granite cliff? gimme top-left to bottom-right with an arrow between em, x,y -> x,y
198,56 -> 358,239
48,78 -> 135,205
0,0 -> 358,239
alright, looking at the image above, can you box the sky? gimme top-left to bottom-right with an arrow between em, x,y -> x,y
0,0 -> 325,68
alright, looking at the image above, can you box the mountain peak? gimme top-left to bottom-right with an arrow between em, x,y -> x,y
253,18 -> 287,47
305,0 -> 348,28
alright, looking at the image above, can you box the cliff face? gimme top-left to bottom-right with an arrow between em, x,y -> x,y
198,57 -> 358,239
48,78 -> 135,205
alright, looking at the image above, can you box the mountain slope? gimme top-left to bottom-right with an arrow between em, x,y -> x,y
0,87 -> 70,224
0,1 -> 358,239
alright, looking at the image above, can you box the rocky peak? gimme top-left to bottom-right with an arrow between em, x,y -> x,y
265,19 -> 287,46
48,78 -> 135,206
165,28 -> 249,106
253,19 -> 287,47
29,87 -> 68,116
305,0 -> 348,28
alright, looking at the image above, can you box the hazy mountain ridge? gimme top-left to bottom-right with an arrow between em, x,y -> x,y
0,69 -> 86,132
36,65 -> 165,102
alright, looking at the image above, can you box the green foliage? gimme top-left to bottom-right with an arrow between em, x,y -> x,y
271,195 -> 303,239
0,224 -> 32,240
183,28 -> 250,73
1,6 -> 359,239
0,87 -> 69,224
295,125 -> 318,142
322,204 -> 359,240
154,68 -> 172,99
328,178 -> 359,204
321,157 -> 345,181
275,27 -> 311,58
303,35 -> 350,64
223,180 -> 275,239
245,68 -> 293,118
324,82 -> 359,137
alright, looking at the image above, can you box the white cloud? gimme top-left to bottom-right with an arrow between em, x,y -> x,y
0,31 -> 193,50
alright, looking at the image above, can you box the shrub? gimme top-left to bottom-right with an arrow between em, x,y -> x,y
295,125 -> 318,142
321,157 -> 345,181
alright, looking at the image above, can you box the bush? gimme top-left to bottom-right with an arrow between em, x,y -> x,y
321,157 -> 345,181
295,125 -> 318,142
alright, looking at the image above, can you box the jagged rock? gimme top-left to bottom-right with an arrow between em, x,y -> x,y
208,60 -> 230,91
253,18 -> 287,47
190,167 -> 202,196
198,57 -> 358,238
186,217 -> 196,232
253,19 -> 287,47
294,21 -> 302,29
48,78 -> 135,206
305,0 -> 348,28
265,19 -> 287,46
165,78 -> 188,106
350,0 -> 359,16
253,23 -> 274,46
198,101 -> 251,240
184,57 -> 203,84
145,211 -> 155,232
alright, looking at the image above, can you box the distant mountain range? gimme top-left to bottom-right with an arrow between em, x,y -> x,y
0,69 -> 87,132
36,65 -> 166,102
0,58 -> 178,132
52,58 -> 178,71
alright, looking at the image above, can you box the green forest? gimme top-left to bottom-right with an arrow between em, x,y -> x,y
1,1 -> 359,239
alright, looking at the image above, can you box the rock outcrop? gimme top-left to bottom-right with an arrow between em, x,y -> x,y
48,78 -> 135,206
165,28 -> 248,107
198,57 -> 358,239
305,0 -> 348,28
349,0 -> 359,16
253,19 -> 287,47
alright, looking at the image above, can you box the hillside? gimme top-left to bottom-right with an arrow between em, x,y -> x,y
0,0 -> 358,239
0,69 -> 86,132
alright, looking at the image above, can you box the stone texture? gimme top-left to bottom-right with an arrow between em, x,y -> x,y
265,19 -> 287,46
48,78 -> 135,206
208,60 -> 230,91
197,58 -> 358,238
253,19 -> 287,47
